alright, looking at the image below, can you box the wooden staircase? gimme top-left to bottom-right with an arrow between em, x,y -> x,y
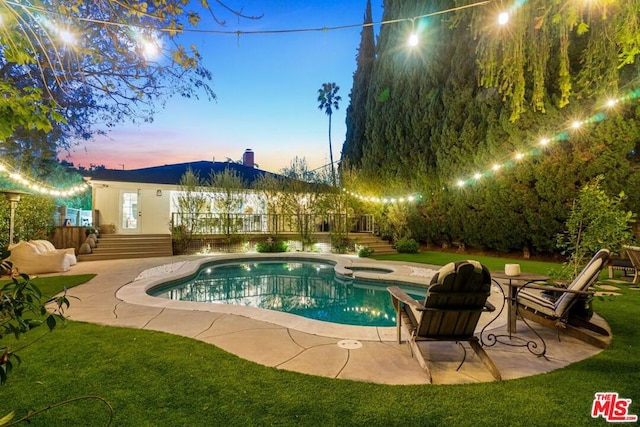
350,233 -> 396,255
78,234 -> 173,261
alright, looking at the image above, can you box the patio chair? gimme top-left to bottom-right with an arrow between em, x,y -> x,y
516,249 -> 611,348
388,260 -> 501,383
622,245 -> 640,284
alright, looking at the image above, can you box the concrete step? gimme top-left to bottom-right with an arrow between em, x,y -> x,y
350,233 -> 396,254
78,234 -> 173,261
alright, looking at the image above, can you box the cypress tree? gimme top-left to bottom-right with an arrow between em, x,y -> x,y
349,0 -> 640,254
342,0 -> 376,170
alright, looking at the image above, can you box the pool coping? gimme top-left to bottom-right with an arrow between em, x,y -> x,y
115,253 -> 446,342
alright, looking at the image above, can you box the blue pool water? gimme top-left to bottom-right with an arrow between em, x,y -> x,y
150,261 -> 427,327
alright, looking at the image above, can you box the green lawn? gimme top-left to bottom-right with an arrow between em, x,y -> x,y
1,255 -> 638,426
374,251 -> 562,276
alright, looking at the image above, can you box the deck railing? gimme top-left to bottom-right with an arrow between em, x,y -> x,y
170,213 -> 374,235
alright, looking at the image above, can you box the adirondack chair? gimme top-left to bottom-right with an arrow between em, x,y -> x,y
516,249 -> 611,348
623,245 -> 640,284
388,260 -> 501,383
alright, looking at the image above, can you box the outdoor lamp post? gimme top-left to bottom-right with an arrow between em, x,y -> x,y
1,189 -> 30,246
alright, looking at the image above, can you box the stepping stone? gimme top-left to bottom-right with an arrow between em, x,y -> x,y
596,284 -> 621,291
594,291 -> 622,297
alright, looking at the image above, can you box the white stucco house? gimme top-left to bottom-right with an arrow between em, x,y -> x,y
83,149 -> 274,235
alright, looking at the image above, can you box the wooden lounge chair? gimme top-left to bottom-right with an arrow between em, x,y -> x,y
622,245 -> 640,284
388,260 -> 501,383
516,249 -> 611,348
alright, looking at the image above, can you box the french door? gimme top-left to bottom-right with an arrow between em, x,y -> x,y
121,191 -> 140,233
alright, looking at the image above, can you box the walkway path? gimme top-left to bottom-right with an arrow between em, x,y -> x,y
54,255 -> 606,385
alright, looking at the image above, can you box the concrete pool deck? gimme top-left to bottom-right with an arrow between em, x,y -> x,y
51,254 -> 608,385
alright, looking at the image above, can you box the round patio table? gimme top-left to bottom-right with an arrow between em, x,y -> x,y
481,271 -> 550,358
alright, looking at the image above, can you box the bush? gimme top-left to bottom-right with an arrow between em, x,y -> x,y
273,241 -> 288,252
557,176 -> 636,277
255,239 -> 288,253
0,262 -> 70,384
331,236 -> 350,254
395,238 -> 419,254
357,246 -> 374,258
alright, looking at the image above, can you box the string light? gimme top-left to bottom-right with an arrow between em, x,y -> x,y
407,18 -> 419,47
6,0 -> 593,200
408,32 -> 419,47
3,0 -> 492,41
342,188 -> 421,204
454,91 -> 640,188
0,159 -> 89,197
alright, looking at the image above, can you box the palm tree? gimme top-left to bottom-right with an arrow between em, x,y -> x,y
317,82 -> 341,187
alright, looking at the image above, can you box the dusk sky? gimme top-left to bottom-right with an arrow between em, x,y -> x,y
62,1 -> 384,174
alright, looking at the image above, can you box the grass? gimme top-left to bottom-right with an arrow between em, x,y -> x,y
0,274 -> 96,297
1,256 -> 638,426
373,251 -> 561,276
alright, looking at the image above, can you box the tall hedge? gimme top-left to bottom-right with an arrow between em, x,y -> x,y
343,0 -> 640,254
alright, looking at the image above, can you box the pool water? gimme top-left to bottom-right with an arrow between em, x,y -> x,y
150,261 -> 427,327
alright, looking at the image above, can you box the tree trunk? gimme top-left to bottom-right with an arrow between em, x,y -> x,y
328,113 -> 336,187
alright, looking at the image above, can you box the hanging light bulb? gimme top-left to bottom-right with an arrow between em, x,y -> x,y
408,32 -> 419,47
498,12 -> 509,26
58,28 -> 76,45
605,99 -> 618,108
407,19 -> 418,47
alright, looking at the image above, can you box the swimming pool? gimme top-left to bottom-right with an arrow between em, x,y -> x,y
149,260 -> 427,327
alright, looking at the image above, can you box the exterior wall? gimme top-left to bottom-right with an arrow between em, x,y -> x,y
91,180 -> 175,234
91,180 -> 266,235
92,184 -> 120,230
139,187 -> 172,234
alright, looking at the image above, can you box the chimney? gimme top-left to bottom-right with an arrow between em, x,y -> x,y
242,149 -> 254,168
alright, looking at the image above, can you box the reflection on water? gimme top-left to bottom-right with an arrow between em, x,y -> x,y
151,261 -> 426,327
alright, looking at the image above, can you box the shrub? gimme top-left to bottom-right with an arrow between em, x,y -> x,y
331,236 -> 350,254
395,238 -> 419,253
557,176 -> 636,277
0,262 -> 70,384
272,240 -> 288,252
255,239 -> 288,253
357,246 -> 374,258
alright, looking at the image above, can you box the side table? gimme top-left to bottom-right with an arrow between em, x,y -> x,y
481,271 -> 549,358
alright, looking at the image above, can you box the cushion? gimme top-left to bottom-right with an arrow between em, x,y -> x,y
519,249 -> 609,317
28,240 -> 77,265
65,253 -> 77,266
78,242 -> 92,255
85,236 -> 97,248
7,241 -> 70,275
29,240 -> 49,254
32,239 -> 56,252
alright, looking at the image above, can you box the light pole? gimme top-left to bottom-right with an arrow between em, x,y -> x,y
1,189 -> 30,246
